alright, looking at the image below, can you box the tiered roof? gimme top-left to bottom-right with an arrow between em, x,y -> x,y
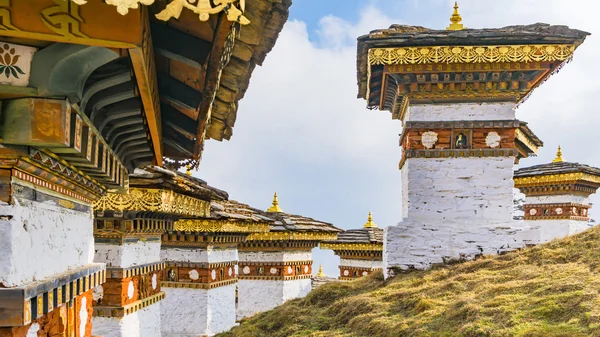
321,212 -> 383,252
514,147 -> 600,196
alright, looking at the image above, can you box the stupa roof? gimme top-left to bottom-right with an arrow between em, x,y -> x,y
357,22 -> 590,104
514,161 -> 600,178
211,200 -> 275,223
129,166 -> 228,201
265,211 -> 341,234
334,227 -> 384,245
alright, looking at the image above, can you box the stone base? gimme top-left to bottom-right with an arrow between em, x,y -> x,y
161,284 -> 236,337
383,220 -> 534,278
236,278 -> 312,320
92,302 -> 161,337
0,289 -> 93,337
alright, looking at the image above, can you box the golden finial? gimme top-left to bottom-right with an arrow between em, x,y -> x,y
267,192 -> 284,213
364,211 -> 377,228
446,1 -> 465,31
185,164 -> 192,176
316,264 -> 325,277
552,146 -> 564,163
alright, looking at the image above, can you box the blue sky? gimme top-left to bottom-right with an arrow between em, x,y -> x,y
197,0 -> 600,277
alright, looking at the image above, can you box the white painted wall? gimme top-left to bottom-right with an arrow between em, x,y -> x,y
237,280 -> 282,320
160,247 -> 238,264
402,157 -> 515,222
237,279 -> 312,320
238,250 -> 312,263
161,285 -> 236,337
92,302 -> 161,337
524,219 -> 592,244
339,258 -> 383,269
0,200 -> 94,287
162,287 -> 207,337
405,102 -> 515,122
525,195 -> 590,205
206,284 -> 236,336
283,278 -> 312,302
95,241 -> 161,268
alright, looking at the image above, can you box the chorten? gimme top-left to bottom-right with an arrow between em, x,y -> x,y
515,147 -> 600,243
356,3 -> 589,276
236,193 -> 341,319
321,212 -> 384,280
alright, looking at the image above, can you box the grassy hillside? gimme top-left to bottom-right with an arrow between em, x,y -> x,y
220,227 -> 600,337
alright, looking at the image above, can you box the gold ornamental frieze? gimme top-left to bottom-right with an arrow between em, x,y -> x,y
93,188 -> 210,217
320,243 -> 383,252
246,232 -> 338,242
69,0 -> 249,25
369,44 -> 575,66
173,219 -> 270,233
514,173 -> 600,187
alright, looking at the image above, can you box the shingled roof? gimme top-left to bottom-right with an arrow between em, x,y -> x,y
211,200 -> 275,223
334,228 -> 384,245
130,166 -> 228,201
357,23 -> 590,99
265,211 -> 342,234
514,161 -> 600,178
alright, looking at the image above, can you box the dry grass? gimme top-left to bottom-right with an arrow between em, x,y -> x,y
219,227 -> 600,337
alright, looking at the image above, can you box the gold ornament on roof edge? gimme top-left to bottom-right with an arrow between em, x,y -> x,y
369,44 -> 575,66
446,1 -> 465,31
364,211 -> 377,228
267,192 -> 284,213
69,0 -> 250,25
552,145 -> 564,163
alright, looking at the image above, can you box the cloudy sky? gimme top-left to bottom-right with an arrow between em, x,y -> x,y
195,0 -> 600,276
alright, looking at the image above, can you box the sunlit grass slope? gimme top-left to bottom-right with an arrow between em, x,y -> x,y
219,226 -> 600,337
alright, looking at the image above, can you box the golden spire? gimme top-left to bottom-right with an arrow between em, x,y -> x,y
316,264 -> 325,277
185,164 -> 192,176
446,1 -> 465,31
267,192 -> 284,213
552,146 -> 564,163
363,211 -> 377,228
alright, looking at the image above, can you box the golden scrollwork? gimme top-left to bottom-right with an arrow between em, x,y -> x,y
514,173 -> 600,187
369,44 -> 575,66
93,188 -> 210,217
69,0 -> 249,25
0,0 -> 19,31
42,0 -> 88,38
173,219 -> 270,233
320,243 -> 384,252
246,232 -> 338,242
155,0 -> 249,25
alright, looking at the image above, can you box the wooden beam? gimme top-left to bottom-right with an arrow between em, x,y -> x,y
193,15 -> 234,158
129,7 -> 162,166
157,73 -> 202,109
0,0 -> 142,49
150,22 -> 211,68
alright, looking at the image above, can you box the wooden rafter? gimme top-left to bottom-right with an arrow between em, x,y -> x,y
129,7 -> 163,165
193,14 -> 233,159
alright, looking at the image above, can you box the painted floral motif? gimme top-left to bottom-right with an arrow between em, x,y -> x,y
485,132 -> 502,148
0,44 -> 24,79
529,208 -> 537,216
421,131 -> 438,149
555,207 -> 563,215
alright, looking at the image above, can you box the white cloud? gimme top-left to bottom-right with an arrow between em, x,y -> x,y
198,0 -> 600,276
